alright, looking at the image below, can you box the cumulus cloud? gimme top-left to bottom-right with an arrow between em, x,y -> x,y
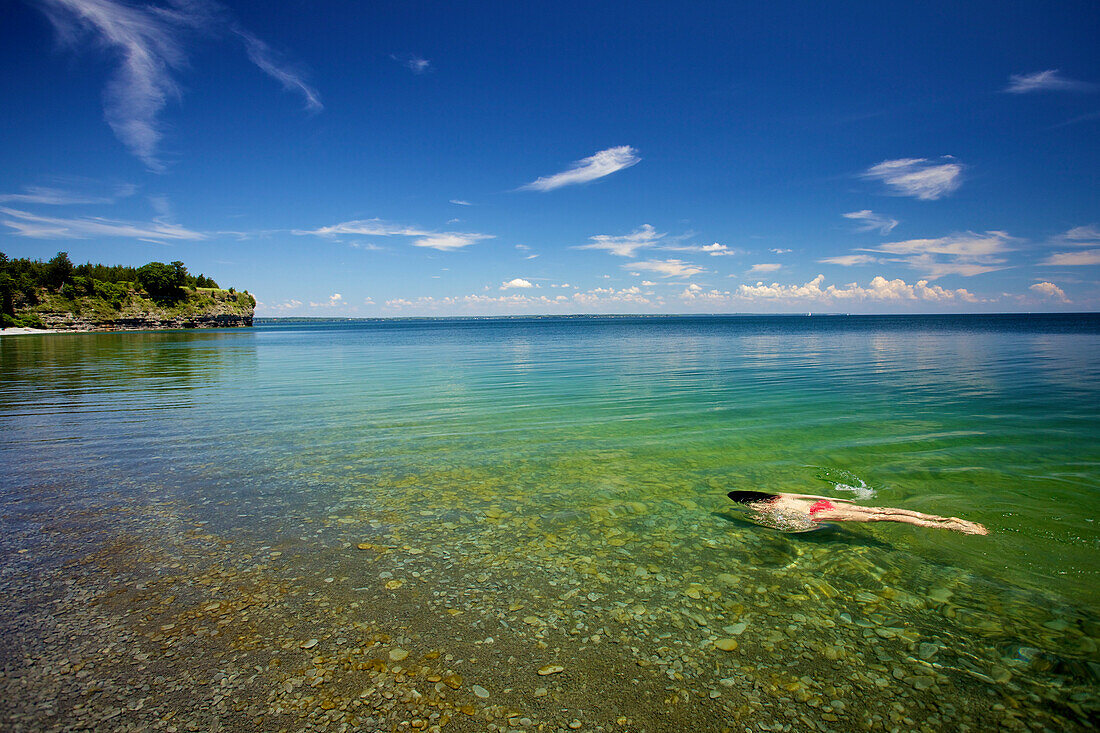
864,231 -> 1013,278
662,241 -> 741,256
843,209 -> 899,234
1029,282 -> 1069,301
701,243 -> 736,256
33,0 -> 321,171
309,293 -> 344,307
1005,70 -> 1095,94
500,278 -> 535,290
819,254 -> 880,266
267,298 -> 303,311
862,157 -> 963,200
628,259 -> 705,278
521,145 -> 640,191
734,275 -> 977,303
770,248 -> 792,254
0,206 -> 204,240
576,224 -> 663,257
747,263 -> 781,274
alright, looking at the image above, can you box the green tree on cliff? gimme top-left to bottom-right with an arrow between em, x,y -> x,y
137,260 -> 189,304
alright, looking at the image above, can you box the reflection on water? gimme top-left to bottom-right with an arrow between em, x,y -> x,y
1,315 -> 1098,731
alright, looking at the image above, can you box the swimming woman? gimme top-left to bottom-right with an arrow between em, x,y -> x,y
728,491 -> 988,535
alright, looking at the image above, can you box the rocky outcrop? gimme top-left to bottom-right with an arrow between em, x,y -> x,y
20,287 -> 256,332
36,311 -> 253,331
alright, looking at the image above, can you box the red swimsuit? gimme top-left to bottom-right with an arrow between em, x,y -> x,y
809,499 -> 835,518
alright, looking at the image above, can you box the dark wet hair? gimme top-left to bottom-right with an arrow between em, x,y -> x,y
727,491 -> 778,505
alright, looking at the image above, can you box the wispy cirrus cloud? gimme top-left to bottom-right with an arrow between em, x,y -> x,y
0,206 -> 204,240
843,209 -> 898,234
865,231 -> 1013,279
293,216 -> 493,251
627,258 -> 704,278
1005,70 -> 1095,94
659,241 -> 742,257
576,224 -> 663,257
862,157 -> 962,200
393,54 -> 432,74
411,232 -> 494,251
33,0 -> 321,171
521,146 -> 640,191
819,254 -> 880,267
747,263 -> 781,274
237,29 -> 322,112
1041,250 -> 1100,266
449,199 -> 472,206
0,182 -> 136,205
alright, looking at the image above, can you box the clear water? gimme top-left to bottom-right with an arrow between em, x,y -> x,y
2,315 -> 1098,731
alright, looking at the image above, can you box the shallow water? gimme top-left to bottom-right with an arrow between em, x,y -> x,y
1,315 -> 1098,731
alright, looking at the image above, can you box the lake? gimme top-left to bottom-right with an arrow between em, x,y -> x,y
1,314 -> 1098,731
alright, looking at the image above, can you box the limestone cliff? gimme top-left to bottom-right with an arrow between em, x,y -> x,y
16,287 -> 255,332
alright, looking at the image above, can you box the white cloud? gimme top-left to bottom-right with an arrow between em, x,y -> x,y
862,157 -> 963,200
577,224 -> 663,257
450,199 -> 472,206
866,231 -> 1013,278
0,206 -> 204,240
237,30 -> 323,112
501,278 -> 535,290
294,218 -> 429,237
411,232 -> 494,251
0,183 -> 135,205
1041,249 -> 1100,266
641,280 -> 656,286
1029,282 -> 1069,301
309,293 -> 344,307
734,275 -> 977,303
701,243 -> 736,256
819,254 -> 880,266
843,209 -> 899,234
770,248 -> 792,254
661,241 -> 740,256
1064,225 -> 1100,242
521,145 -> 640,191
295,217 -> 492,251
628,259 -> 705,278
35,0 -> 320,171
748,263 -> 781,274
393,54 -> 432,74
1005,70 -> 1095,94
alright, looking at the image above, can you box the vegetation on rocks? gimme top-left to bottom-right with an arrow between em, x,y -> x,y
1,251 -> 254,329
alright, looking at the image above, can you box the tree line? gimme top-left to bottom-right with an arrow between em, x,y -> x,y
1,251 -> 230,325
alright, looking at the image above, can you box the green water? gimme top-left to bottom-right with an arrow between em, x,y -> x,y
1,315 -> 1098,731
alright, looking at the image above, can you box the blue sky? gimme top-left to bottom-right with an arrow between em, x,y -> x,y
2,0 -> 1098,315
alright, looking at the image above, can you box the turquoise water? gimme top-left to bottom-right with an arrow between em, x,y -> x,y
1,315 -> 1098,731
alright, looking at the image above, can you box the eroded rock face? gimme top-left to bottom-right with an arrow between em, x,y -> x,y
36,312 -> 253,331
